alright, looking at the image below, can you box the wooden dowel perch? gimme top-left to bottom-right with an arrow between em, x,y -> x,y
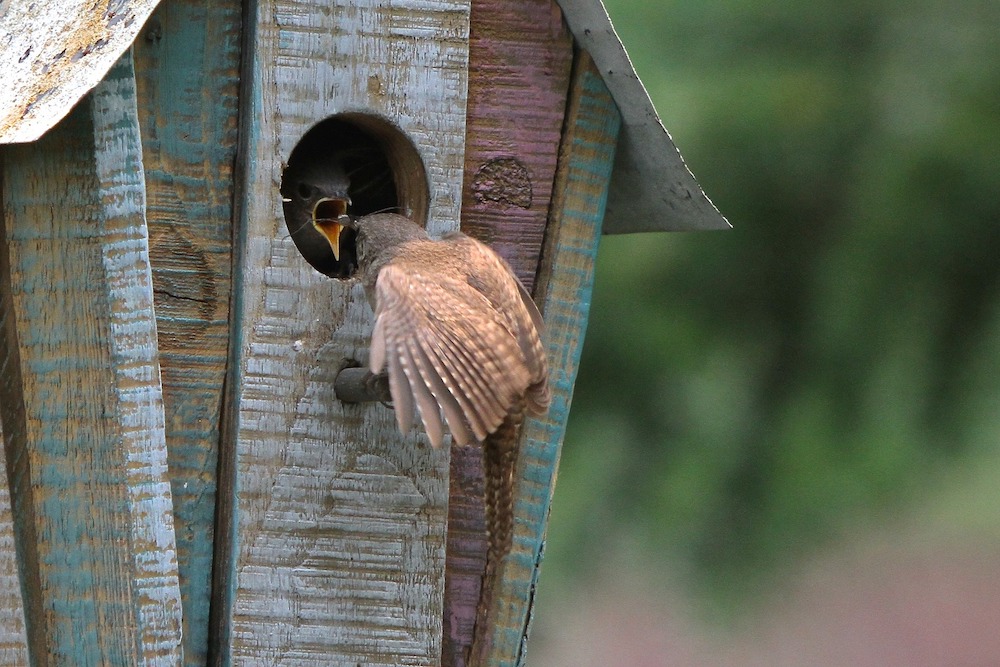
334,367 -> 393,404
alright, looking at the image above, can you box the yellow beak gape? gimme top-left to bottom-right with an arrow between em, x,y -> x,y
312,197 -> 351,261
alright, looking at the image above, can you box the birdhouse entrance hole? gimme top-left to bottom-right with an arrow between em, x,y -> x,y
281,113 -> 429,279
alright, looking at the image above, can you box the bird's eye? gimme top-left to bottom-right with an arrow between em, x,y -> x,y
297,183 -> 313,199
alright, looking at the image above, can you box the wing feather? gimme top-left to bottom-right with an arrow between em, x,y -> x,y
457,318 -> 525,408
374,261 -> 536,445
415,331 -> 489,442
407,336 -> 474,446
432,317 -> 511,429
446,234 -> 549,409
400,337 -> 444,447
387,334 -> 414,434
428,330 -> 503,439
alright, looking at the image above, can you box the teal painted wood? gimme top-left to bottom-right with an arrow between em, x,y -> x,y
0,51 -> 183,664
0,202 -> 37,664
133,1 -> 242,663
484,51 -> 620,666
0,422 -> 30,664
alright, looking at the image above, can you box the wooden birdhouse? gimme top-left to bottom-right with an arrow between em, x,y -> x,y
0,0 -> 727,665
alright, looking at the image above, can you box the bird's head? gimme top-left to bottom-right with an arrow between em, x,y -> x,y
288,168 -> 351,260
283,154 -> 428,281
282,159 -> 358,275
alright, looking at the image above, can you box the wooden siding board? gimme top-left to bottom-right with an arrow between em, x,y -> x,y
445,1 -> 573,664
459,0 -> 574,289
132,1 -> 242,663
486,50 -> 620,666
216,1 -> 471,663
0,420 -> 30,665
0,168 -> 39,664
0,51 -> 183,664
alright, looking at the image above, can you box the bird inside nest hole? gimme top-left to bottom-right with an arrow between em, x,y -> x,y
281,118 -> 404,279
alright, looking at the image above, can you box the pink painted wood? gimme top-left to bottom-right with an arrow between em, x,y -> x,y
445,2 -> 574,664
459,1 -> 573,290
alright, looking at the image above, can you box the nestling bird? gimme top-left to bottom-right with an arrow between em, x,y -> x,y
281,136 -> 398,279
281,155 -> 357,278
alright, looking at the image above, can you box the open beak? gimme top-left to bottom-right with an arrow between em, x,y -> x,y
312,197 -> 351,261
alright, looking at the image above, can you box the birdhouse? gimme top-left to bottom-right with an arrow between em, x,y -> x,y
0,0 -> 727,665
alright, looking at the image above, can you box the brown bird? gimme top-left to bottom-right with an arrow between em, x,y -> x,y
310,210 -> 551,560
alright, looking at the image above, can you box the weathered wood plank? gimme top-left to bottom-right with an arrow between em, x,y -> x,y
0,51 -> 183,664
0,422 -> 30,665
0,178 -> 38,664
133,2 -> 242,663
445,1 -> 573,664
460,0 -> 573,288
485,50 -> 620,666
214,1 -> 471,664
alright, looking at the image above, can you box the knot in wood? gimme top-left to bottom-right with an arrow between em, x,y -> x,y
149,225 -> 217,337
471,157 -> 532,209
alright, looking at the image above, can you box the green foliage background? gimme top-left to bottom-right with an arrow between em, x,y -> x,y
540,0 -> 1000,609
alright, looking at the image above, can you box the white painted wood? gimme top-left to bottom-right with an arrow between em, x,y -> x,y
221,1 -> 471,663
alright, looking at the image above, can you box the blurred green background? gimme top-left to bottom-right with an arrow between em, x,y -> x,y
532,1 -> 1000,663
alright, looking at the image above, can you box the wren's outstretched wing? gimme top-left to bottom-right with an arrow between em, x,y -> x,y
369,260 -> 536,448
444,233 -> 551,416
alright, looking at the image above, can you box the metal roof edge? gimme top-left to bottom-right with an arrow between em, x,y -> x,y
0,0 -> 163,144
556,0 -> 730,232
2,0 -> 730,233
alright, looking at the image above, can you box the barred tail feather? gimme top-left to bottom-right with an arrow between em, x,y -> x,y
482,403 -> 524,560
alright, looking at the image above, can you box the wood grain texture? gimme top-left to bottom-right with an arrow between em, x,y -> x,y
460,0 -> 573,288
484,50 -> 620,666
0,176 -> 38,664
0,52 -> 183,665
132,2 -> 242,663
0,422 -> 30,665
445,2 -> 573,664
215,1 -> 471,664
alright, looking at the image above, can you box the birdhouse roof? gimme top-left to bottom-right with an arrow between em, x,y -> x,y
0,0 -> 162,145
0,0 -> 727,233
557,0 -> 729,232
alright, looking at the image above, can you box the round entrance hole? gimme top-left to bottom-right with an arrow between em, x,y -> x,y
281,114 -> 429,279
